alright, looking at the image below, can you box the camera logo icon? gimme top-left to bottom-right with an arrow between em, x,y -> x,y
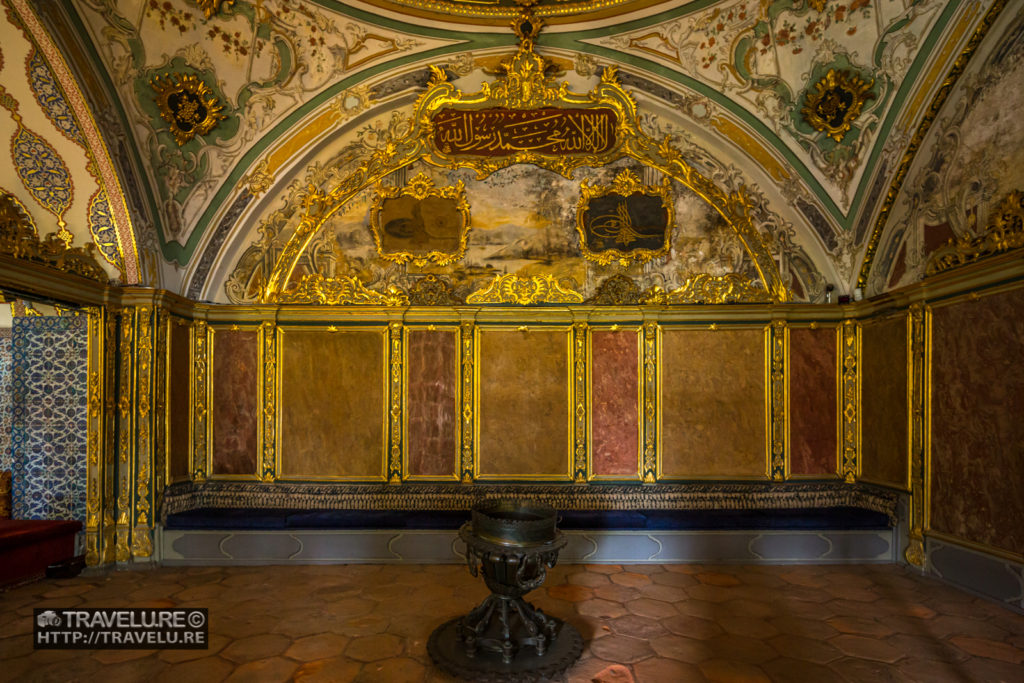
37,610 -> 61,628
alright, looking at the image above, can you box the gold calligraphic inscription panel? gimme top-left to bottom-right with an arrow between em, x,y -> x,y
660,327 -> 769,479
278,328 -> 387,481
859,315 -> 910,491
431,108 -> 617,157
476,327 -> 572,479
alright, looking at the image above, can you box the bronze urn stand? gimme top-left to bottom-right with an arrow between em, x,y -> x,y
428,500 -> 583,681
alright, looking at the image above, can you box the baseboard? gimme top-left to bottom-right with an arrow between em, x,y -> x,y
158,527 -> 895,566
926,535 -> 1024,613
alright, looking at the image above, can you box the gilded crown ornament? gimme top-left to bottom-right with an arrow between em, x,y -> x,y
150,73 -> 226,146
801,69 -> 875,143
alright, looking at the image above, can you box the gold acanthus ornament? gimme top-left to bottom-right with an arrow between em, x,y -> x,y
925,189 -> 1024,276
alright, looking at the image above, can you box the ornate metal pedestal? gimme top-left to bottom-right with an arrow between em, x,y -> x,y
428,500 -> 583,681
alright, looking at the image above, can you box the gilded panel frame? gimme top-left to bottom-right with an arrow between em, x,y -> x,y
274,325 -> 390,482
473,325 -> 575,481
369,173 -> 472,267
164,315 -> 193,486
206,324 -> 263,481
586,325 -> 643,481
575,171 -> 673,266
401,325 -> 462,482
656,323 -> 772,481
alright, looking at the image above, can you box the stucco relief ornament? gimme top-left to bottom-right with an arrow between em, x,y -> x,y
150,73 -> 226,146
801,69 -> 875,142
190,0 -> 235,20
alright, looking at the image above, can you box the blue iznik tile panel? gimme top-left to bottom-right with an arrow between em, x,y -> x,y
10,316 -> 88,521
0,329 -> 11,473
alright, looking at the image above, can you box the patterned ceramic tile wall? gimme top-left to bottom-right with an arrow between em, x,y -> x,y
0,329 -> 12,473
9,316 -> 88,521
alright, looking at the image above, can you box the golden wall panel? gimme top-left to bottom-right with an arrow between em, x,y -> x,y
660,327 -> 767,478
860,315 -> 909,490
279,328 -> 386,480
476,328 -> 571,479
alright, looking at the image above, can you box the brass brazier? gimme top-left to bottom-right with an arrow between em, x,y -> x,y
428,500 -> 582,680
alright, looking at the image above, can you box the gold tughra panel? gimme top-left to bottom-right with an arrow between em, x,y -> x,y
576,170 -> 673,266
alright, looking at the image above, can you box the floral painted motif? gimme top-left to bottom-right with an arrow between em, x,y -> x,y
88,189 -> 124,269
11,126 -> 73,229
0,331 -> 12,474
27,49 -> 85,147
9,316 -> 88,522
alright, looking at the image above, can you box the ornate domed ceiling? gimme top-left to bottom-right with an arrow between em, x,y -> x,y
0,0 -> 1016,302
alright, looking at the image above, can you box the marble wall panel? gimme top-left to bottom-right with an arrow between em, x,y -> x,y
0,329 -> 11,473
660,328 -> 766,478
167,321 -> 191,481
789,327 -> 838,476
406,329 -> 458,478
280,329 -> 385,479
478,329 -> 569,478
931,288 -> 1024,557
211,329 -> 259,476
10,316 -> 88,520
860,316 -> 908,489
591,330 -> 639,478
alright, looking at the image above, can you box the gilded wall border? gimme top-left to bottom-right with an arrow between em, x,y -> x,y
260,322 -> 277,482
207,325 -> 263,481
261,32 -> 787,303
642,321 -> 658,484
840,319 -> 860,483
905,303 -> 928,567
572,322 -> 588,482
858,0 -> 1008,289
191,320 -> 209,483
153,310 -> 168,532
388,322 -> 404,483
769,321 -> 787,481
102,309 -> 117,564
459,322 -> 475,483
586,325 -> 643,482
472,325 -> 575,481
273,326 -> 390,482
402,326 -> 461,482
131,306 -> 154,558
115,309 -> 134,562
85,306 -> 104,566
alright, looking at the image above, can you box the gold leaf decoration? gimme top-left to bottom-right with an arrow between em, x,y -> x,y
586,273 -> 642,305
408,275 -> 463,305
276,274 -> 409,306
190,0 -> 235,20
0,192 -> 108,282
150,73 -> 226,146
369,173 -> 471,267
576,170 -> 673,266
466,274 -> 584,304
801,69 -> 875,143
925,190 -> 1024,276
640,273 -> 772,304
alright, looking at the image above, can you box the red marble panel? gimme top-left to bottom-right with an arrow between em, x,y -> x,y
931,287 -> 1024,557
167,321 -> 191,481
591,330 -> 639,477
789,327 -> 837,476
406,329 -> 458,478
211,329 -> 259,476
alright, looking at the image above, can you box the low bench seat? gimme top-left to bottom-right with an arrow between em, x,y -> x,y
0,519 -> 82,586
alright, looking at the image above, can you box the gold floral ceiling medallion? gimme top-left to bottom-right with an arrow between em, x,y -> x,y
369,173 -> 471,267
801,69 -> 874,142
150,73 -> 226,146
925,189 -> 1024,276
191,0 -> 235,20
576,170 -> 673,266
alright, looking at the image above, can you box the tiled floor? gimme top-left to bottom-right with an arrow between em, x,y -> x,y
1,563 -> 1023,682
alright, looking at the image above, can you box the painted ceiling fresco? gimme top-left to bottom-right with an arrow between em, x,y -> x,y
0,0 -> 1014,302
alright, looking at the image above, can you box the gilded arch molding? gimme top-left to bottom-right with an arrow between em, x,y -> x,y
261,26 -> 788,304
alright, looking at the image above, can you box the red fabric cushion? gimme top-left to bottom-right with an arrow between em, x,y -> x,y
0,519 -> 81,586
